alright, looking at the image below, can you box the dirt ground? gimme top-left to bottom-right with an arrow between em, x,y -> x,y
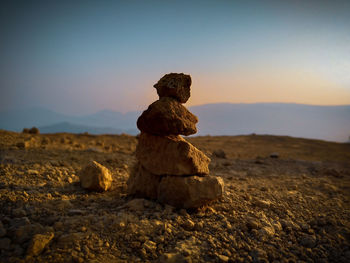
0,130 -> 349,263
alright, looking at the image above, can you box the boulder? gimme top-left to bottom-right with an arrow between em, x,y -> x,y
29,127 -> 40,134
127,164 -> 161,199
78,161 -> 112,191
136,133 -> 210,176
154,73 -> 191,103
157,175 -> 224,209
137,97 -> 198,136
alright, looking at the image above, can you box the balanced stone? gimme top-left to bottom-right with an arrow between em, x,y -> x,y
127,164 -> 161,200
136,132 -> 210,176
154,73 -> 191,103
127,164 -> 224,208
137,97 -> 198,136
157,175 -> 224,209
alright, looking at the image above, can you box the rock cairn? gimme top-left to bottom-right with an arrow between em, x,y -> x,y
127,73 -> 224,209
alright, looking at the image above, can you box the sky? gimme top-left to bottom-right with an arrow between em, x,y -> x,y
1,0 -> 350,114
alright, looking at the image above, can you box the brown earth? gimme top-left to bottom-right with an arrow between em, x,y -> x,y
0,130 -> 349,262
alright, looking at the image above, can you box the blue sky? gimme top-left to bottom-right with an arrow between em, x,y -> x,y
1,0 -> 349,114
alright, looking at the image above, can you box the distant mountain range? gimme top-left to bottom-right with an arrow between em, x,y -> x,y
39,122 -> 136,135
0,107 -> 140,135
1,103 -> 350,142
190,103 -> 350,142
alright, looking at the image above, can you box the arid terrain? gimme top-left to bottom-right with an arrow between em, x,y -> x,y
0,130 -> 349,262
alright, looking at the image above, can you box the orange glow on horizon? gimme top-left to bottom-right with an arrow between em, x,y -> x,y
98,68 -> 350,114
185,69 -> 350,107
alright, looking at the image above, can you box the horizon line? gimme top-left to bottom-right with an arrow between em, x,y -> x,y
1,101 -> 350,115
188,101 -> 350,108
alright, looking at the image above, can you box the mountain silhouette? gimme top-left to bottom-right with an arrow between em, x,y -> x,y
1,103 -> 349,142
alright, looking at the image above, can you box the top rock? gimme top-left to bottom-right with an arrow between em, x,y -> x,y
154,73 -> 191,103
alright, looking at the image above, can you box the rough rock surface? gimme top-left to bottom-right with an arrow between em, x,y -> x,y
127,164 -> 161,199
137,97 -> 198,136
158,175 -> 224,209
78,161 -> 112,191
127,164 -> 224,208
26,232 -> 54,256
136,133 -> 210,176
154,73 -> 192,103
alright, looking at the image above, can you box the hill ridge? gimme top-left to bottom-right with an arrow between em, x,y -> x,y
1,103 -> 349,142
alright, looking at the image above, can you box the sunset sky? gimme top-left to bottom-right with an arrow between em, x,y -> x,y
1,0 -> 349,114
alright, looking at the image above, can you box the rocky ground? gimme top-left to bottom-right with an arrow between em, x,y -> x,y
0,130 -> 349,263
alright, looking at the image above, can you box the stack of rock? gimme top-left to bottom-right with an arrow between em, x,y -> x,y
127,73 -> 224,209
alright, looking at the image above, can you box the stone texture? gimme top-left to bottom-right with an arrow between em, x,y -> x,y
127,164 -> 224,209
157,175 -> 224,209
26,232 -> 54,256
78,161 -> 112,191
154,73 -> 191,103
0,238 -> 11,250
0,221 -> 6,237
127,164 -> 161,199
136,133 -> 210,176
137,97 -> 198,136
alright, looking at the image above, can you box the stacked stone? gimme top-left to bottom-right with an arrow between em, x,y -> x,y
127,73 -> 224,209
